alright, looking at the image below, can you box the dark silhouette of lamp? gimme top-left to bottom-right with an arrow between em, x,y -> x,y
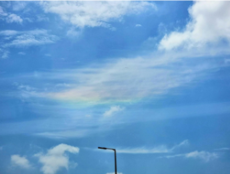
98,147 -> 117,174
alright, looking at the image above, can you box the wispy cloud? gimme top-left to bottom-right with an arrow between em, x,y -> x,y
159,1 -> 230,51
0,29 -> 58,47
41,1 -> 156,28
135,24 -> 142,27
0,6 -> 23,24
0,49 -> 9,59
117,140 -> 188,154
35,144 -> 79,174
34,52 -> 220,104
215,147 -> 230,151
103,106 -> 124,117
35,130 -> 91,139
11,155 -> 31,169
163,151 -> 219,162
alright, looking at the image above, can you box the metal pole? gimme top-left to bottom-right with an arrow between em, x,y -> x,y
114,149 -> 117,174
98,147 -> 117,174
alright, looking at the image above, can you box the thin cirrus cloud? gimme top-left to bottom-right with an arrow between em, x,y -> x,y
11,155 -> 31,169
103,106 -> 124,117
36,52 -> 219,105
41,1 -> 156,28
35,144 -> 79,174
159,1 -> 230,51
0,29 -> 58,47
163,151 -> 219,162
117,140 -> 189,154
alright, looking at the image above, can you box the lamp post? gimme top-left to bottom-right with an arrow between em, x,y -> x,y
98,147 -> 117,174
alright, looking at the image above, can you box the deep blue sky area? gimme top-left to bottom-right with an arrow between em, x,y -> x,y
0,1 -> 230,174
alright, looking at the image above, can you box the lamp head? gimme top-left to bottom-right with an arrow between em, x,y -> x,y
98,147 -> 107,150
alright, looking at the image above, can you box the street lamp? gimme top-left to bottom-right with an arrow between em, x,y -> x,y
98,147 -> 117,174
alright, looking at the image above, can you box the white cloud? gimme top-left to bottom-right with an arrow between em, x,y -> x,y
0,29 -> 58,47
35,144 -> 79,174
0,6 -> 7,16
66,28 -> 82,38
135,24 -> 142,27
11,2 -> 27,11
215,147 -> 230,151
163,150 -> 219,162
35,130 -> 90,139
117,140 -> 188,154
185,151 -> 219,162
41,1 -> 156,28
38,52 -> 216,104
0,30 -> 19,36
0,6 -> 23,24
18,52 -> 25,55
170,139 -> 189,151
0,50 -> 9,59
6,13 -> 23,23
117,146 -> 169,154
103,106 -> 124,117
159,1 -> 230,50
11,155 -> 31,169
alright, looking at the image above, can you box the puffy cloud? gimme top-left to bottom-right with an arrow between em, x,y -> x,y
6,13 -> 23,23
35,144 -> 79,174
11,155 -> 31,169
103,106 -> 124,117
41,1 -> 156,28
0,6 -> 23,23
159,1 -> 230,50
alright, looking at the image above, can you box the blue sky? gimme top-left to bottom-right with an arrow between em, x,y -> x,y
0,1 -> 230,174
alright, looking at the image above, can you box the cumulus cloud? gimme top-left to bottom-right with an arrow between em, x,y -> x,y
41,1 -> 156,28
35,144 -> 79,174
117,140 -> 188,154
159,1 -> 230,50
103,106 -> 124,117
6,13 -> 23,23
11,155 -> 31,169
163,150 -> 219,162
0,29 -> 58,47
0,6 -> 23,24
